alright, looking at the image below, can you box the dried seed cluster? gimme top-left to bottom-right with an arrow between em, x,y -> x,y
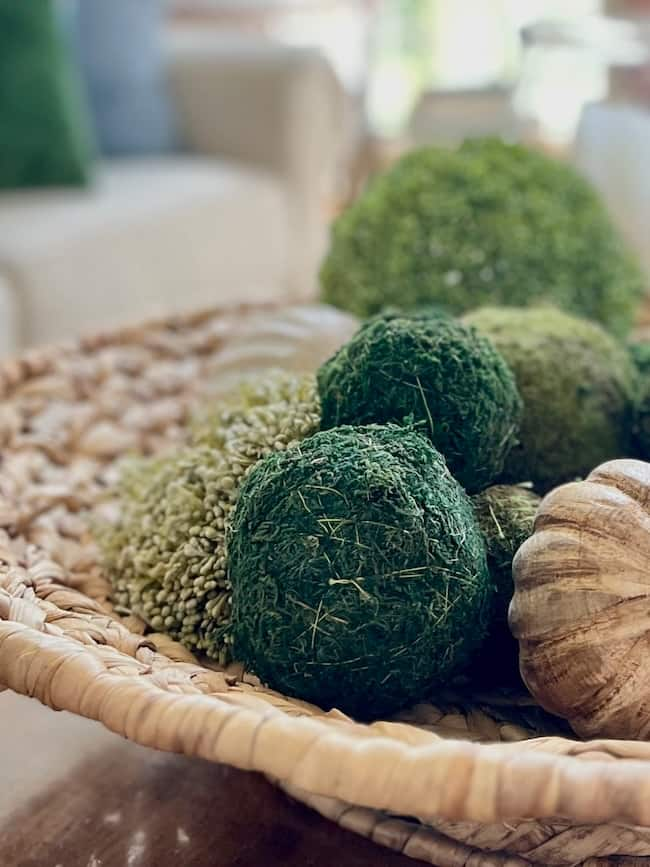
97,372 -> 321,662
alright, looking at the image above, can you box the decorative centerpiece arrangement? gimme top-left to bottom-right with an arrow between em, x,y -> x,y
7,137 -> 650,866
92,137 -> 650,743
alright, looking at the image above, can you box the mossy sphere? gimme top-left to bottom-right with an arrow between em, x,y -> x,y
229,424 -> 492,719
317,311 -> 522,493
464,306 -> 637,491
629,340 -> 650,459
471,485 -> 540,683
629,339 -> 650,380
321,139 -> 642,335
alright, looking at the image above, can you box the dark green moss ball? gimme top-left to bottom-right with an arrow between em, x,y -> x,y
629,339 -> 650,379
321,139 -> 643,335
317,311 -> 522,493
471,485 -> 540,683
229,424 -> 492,719
629,339 -> 650,459
464,306 -> 637,491
473,485 -> 540,618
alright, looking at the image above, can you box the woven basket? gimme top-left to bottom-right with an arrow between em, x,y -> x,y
2,302 -> 650,867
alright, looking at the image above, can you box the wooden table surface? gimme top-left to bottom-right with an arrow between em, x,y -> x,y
0,692 -> 427,867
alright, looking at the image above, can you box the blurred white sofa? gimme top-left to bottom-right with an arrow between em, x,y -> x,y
0,29 -> 343,356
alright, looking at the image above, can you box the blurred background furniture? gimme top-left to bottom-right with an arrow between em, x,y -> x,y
515,9 -> 650,280
409,86 -> 519,148
0,27 -> 342,356
169,0 -> 380,207
4,0 -> 650,351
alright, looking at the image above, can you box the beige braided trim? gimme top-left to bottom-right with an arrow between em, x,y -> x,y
4,568 -> 650,835
283,783 -> 650,866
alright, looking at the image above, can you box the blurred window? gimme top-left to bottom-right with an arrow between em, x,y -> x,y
367,0 -> 604,136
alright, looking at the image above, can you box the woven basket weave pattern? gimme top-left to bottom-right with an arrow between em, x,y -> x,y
1,303 -> 649,867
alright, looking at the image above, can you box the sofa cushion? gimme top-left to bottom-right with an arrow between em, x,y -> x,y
0,158 -> 291,347
73,0 -> 176,156
0,0 -> 94,189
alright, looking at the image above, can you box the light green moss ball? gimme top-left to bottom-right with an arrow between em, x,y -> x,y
628,340 -> 650,460
464,306 -> 637,491
471,484 -> 540,683
321,139 -> 643,335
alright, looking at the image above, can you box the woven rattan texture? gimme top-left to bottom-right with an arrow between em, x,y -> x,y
1,303 -> 650,867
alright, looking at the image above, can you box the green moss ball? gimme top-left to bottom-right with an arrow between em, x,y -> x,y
463,306 -> 637,491
471,485 -> 540,683
317,311 -> 522,493
628,340 -> 650,459
473,485 -> 540,617
320,139 -> 643,335
629,339 -> 650,379
229,424 -> 492,719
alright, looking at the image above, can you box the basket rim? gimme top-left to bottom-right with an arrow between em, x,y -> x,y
4,611 -> 650,831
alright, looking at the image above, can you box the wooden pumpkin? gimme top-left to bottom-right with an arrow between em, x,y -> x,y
511,458 -> 650,740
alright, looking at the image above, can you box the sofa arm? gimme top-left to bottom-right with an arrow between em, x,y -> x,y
166,29 -> 345,295
166,30 -> 343,178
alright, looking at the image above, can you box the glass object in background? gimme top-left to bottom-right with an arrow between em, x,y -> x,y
369,1 -> 606,149
605,0 -> 650,104
512,8 -> 650,286
514,10 -> 649,150
575,102 -> 650,282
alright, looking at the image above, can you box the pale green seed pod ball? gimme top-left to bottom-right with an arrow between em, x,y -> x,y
192,370 -> 319,454
97,372 -> 321,662
96,446 -> 234,663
